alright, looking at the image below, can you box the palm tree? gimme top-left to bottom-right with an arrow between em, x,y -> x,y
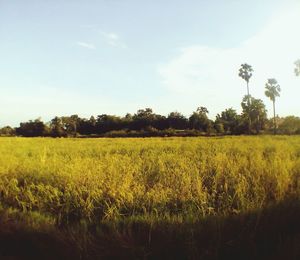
239,63 -> 253,133
295,59 -> 300,76
239,63 -> 253,97
265,78 -> 281,134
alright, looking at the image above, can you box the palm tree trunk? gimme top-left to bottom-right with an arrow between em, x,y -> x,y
273,100 -> 276,135
247,81 -> 251,134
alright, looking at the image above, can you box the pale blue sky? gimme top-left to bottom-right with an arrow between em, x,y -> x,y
0,0 -> 299,126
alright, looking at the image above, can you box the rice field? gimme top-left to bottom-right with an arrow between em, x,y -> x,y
0,136 -> 300,259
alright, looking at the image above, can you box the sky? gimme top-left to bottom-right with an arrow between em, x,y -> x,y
0,0 -> 299,126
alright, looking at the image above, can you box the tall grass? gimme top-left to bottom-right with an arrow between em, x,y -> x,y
0,136 -> 299,258
0,136 -> 299,223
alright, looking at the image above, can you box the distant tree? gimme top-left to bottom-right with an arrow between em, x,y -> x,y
96,114 -> 123,133
132,108 -> 156,130
0,126 -> 16,136
50,117 -> 66,137
63,115 -> 82,136
135,108 -> 155,120
70,115 -> 80,135
89,115 -> 96,126
239,63 -> 253,97
16,118 -> 49,137
87,116 -> 97,134
241,96 -> 268,134
214,122 -> 225,134
197,106 -> 209,114
215,108 -> 240,134
125,113 -> 133,120
189,107 -> 211,132
239,63 -> 253,133
77,116 -> 96,135
122,113 -> 133,130
295,59 -> 300,76
152,114 -> 168,130
61,115 -> 80,136
167,112 -> 189,130
265,78 -> 281,134
278,116 -> 300,134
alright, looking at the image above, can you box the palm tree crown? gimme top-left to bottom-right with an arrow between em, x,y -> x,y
238,63 -> 253,83
265,78 -> 280,134
265,79 -> 281,101
295,59 -> 300,76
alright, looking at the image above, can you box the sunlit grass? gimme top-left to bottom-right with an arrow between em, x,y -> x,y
0,136 -> 299,224
1,136 -> 300,258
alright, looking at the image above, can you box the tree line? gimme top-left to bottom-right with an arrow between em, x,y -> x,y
1,60 -> 299,137
1,107 -> 299,137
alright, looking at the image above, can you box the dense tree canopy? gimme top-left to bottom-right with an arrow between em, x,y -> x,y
16,119 -> 49,137
277,116 -> 300,134
241,95 -> 268,134
167,112 -> 189,130
0,100 -> 298,137
189,107 -> 212,132
215,108 -> 240,134
0,126 -> 15,136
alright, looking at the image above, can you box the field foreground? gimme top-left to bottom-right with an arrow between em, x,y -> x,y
0,136 -> 300,259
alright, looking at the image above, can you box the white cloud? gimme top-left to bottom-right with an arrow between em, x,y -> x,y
76,41 -> 96,49
158,2 -> 300,117
100,31 -> 127,48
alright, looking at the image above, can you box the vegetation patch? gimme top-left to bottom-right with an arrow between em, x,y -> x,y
0,136 -> 299,259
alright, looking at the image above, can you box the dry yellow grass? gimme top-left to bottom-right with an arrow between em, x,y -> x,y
0,136 -> 299,223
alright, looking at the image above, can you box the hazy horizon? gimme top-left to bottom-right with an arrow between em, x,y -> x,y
1,0 -> 299,127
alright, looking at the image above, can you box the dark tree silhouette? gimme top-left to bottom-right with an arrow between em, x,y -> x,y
167,112 -> 189,130
189,107 -> 211,132
17,119 -> 49,137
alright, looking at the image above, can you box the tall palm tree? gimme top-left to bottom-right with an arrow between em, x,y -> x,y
239,63 -> 253,97
239,63 -> 253,133
295,59 -> 300,76
265,78 -> 281,134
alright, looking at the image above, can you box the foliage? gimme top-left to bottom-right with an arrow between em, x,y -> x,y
215,108 -> 240,134
0,126 -> 15,136
189,106 -> 212,132
295,59 -> 300,76
238,63 -> 254,134
265,78 -> 281,102
50,116 -> 66,137
167,111 -> 189,130
238,63 -> 253,83
4,98 -> 300,137
241,95 -> 268,134
265,78 -> 281,134
16,119 -> 50,137
278,116 -> 300,134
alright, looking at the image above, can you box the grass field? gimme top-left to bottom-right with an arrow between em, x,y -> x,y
0,136 -> 300,259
